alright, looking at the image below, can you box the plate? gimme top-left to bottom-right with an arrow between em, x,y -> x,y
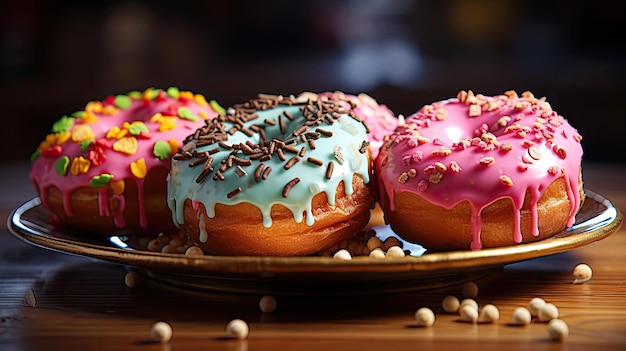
8,190 -> 622,296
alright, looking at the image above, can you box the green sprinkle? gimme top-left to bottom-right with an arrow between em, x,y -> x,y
127,90 -> 142,99
129,122 -> 149,135
210,100 -> 226,115
71,111 -> 85,118
79,140 -> 94,152
151,89 -> 160,99
90,174 -> 114,188
153,140 -> 172,160
177,107 -> 198,121
114,95 -> 132,109
166,87 -> 180,99
30,150 -> 40,162
51,115 -> 75,133
54,156 -> 70,176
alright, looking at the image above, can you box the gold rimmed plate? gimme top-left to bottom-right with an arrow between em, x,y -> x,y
7,190 -> 622,296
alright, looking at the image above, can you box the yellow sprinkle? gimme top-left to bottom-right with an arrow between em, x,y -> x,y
142,88 -> 154,100
71,125 -> 95,142
55,132 -> 71,145
130,158 -> 147,179
194,94 -> 209,106
70,156 -> 91,175
122,121 -> 130,130
85,101 -> 103,113
110,180 -> 125,195
101,104 -> 120,115
113,136 -> 138,155
159,121 -> 176,132
199,111 -> 208,119
81,111 -> 99,124
179,91 -> 194,100
150,113 -> 163,123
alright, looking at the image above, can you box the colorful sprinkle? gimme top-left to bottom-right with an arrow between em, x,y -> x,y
71,125 -> 95,143
210,100 -> 226,114
130,158 -> 147,179
166,87 -> 180,99
54,156 -> 70,176
51,116 -> 75,133
70,156 -> 91,175
89,173 -> 114,188
128,121 -> 149,136
177,107 -> 199,121
153,140 -> 172,160
113,136 -> 138,155
110,180 -> 125,195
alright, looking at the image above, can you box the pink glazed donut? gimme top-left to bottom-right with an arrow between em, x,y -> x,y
29,87 -> 222,236
376,90 -> 585,251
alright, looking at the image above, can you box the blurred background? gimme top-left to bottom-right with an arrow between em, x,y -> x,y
1,0 -> 624,163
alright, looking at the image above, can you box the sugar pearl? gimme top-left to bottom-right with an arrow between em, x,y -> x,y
538,303 -> 559,322
461,282 -> 479,298
124,271 -> 144,288
333,249 -> 352,260
548,319 -> 569,341
573,263 -> 593,284
478,304 -> 500,323
150,321 -> 173,344
369,248 -> 385,258
460,304 -> 478,323
185,246 -> 204,256
24,288 -> 37,307
226,319 -> 249,340
385,246 -> 405,258
528,297 -> 546,317
414,307 -> 436,327
442,295 -> 460,313
259,295 -> 277,313
512,307 -> 532,326
459,298 -> 478,311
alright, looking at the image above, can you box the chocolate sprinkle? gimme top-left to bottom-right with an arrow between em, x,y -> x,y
227,187 -> 242,198
326,161 -> 334,179
282,177 -> 300,198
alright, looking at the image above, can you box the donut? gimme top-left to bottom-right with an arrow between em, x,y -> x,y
29,87 -> 222,236
167,94 -> 373,256
299,91 -> 398,159
376,90 -> 584,251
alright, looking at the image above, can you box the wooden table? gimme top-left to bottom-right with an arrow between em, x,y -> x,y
1,162 -> 625,351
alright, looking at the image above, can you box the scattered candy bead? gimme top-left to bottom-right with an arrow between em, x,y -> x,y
124,271 -> 144,288
573,263 -> 593,284
385,245 -> 405,258
538,303 -> 559,322
414,307 -> 436,327
528,297 -> 546,317
333,249 -> 352,260
547,319 -> 569,341
259,296 -> 277,313
442,295 -> 460,313
461,282 -> 479,298
478,304 -> 499,323
511,307 -> 532,326
24,288 -> 37,307
225,319 -> 249,340
460,304 -> 479,323
150,321 -> 173,344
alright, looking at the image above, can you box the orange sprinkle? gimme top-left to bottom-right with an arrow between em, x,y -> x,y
194,94 -> 209,107
168,139 -> 180,156
85,101 -> 103,113
110,180 -> 125,195
81,111 -> 99,124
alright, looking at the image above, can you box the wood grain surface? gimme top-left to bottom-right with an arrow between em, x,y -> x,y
1,162 -> 625,351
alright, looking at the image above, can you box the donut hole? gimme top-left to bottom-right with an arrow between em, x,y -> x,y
182,174 -> 373,256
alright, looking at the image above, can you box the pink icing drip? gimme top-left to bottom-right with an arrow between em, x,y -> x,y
29,91 -> 219,231
112,193 -> 126,228
97,186 -> 109,216
377,92 -> 584,250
